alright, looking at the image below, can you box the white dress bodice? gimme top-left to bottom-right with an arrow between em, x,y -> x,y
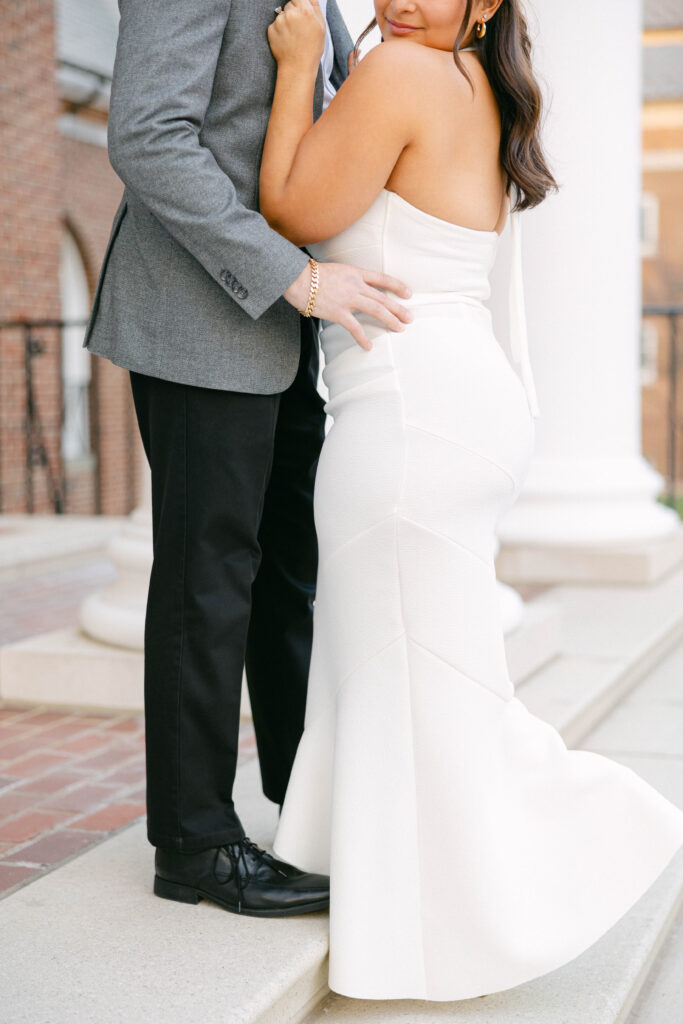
308,187 -> 541,418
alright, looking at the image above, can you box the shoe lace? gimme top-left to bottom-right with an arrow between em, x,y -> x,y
241,837 -> 289,878
216,837 -> 287,912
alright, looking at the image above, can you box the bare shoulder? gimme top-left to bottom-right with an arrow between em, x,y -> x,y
354,41 -> 481,107
357,40 -> 449,79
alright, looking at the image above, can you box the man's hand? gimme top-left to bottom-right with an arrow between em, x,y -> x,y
283,262 -> 413,351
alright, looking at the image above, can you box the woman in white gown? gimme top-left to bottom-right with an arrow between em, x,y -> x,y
258,0 -> 683,1002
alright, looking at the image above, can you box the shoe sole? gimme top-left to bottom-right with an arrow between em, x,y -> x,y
153,874 -> 329,917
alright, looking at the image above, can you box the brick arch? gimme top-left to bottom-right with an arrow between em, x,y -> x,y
61,215 -> 96,299
59,130 -> 124,298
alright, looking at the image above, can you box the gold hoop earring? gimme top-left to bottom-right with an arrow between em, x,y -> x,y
475,17 -> 487,39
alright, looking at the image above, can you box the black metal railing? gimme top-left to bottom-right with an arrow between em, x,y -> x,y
642,305 -> 683,510
0,318 -> 91,514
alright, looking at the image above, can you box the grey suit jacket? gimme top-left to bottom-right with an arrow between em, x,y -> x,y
84,0 -> 353,394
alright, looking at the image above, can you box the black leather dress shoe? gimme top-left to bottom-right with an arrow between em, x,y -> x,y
154,837 -> 329,917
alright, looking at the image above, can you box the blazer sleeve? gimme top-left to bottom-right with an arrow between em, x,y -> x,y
327,0 -> 355,83
107,0 -> 310,321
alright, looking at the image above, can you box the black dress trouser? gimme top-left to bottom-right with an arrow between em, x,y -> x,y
130,319 -> 326,853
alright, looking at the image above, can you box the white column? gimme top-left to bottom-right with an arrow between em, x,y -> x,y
497,0 -> 678,548
79,447 -> 151,651
338,0 -> 374,41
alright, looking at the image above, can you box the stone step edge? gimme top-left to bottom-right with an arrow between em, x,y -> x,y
557,613 -> 683,748
617,880 -> 683,1024
252,960 -> 329,1024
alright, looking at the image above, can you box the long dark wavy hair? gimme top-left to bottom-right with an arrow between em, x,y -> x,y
354,1 -> 558,211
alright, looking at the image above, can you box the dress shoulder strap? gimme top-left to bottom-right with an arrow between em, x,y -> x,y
508,206 -> 541,419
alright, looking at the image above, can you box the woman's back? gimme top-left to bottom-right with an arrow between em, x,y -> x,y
382,45 -> 508,235
308,187 -> 500,304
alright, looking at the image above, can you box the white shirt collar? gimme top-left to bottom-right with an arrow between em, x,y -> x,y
318,0 -> 337,110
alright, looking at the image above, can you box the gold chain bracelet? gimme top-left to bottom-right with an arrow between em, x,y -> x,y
299,258 -> 320,318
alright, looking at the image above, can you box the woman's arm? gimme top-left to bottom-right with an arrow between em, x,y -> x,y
261,0 -> 424,245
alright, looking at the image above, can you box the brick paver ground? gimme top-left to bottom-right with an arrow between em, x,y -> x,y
0,701 -> 257,899
0,560 -> 118,647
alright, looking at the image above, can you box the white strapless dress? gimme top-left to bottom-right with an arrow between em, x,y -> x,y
272,188 -> 683,1001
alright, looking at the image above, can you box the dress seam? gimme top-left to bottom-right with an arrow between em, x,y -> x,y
384,188 -> 428,996
394,410 -> 429,1001
334,628 -> 407,702
399,515 -> 494,571
301,610 -> 515,753
305,617 -> 514,750
405,421 -> 517,492
320,513 -> 397,570
408,636 -> 513,704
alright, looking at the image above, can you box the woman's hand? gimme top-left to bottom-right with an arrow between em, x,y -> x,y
268,0 -> 326,71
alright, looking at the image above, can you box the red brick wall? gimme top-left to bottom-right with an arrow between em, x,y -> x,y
642,169 -> 683,306
0,0 -> 63,513
641,120 -> 683,492
60,134 -> 137,516
61,134 -> 122,296
0,3 -> 140,516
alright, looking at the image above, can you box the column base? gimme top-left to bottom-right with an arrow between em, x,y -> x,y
497,455 -> 680,548
0,627 -> 143,710
496,526 -> 683,586
79,507 -> 152,651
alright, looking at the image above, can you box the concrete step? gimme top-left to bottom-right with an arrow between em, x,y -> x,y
626,901 -> 683,1019
495,523 -> 683,586
0,757 -> 329,1024
0,514 -> 123,583
3,570 -> 682,1023
502,596 -> 561,686
625,900 -> 683,1024
0,626 -> 144,710
515,559 -> 683,747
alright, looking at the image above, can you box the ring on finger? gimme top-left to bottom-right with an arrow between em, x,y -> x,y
274,5 -> 283,14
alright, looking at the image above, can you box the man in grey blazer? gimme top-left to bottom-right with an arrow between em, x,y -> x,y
85,0 -> 410,917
